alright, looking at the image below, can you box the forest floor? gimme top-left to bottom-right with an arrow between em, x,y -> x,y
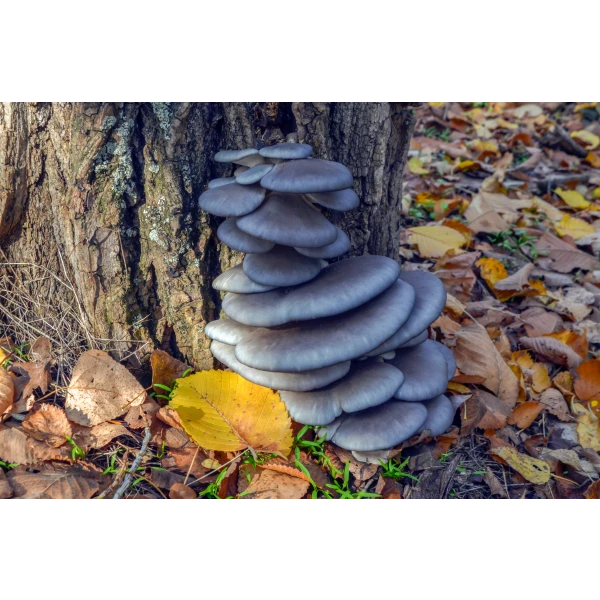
1,102 -> 600,499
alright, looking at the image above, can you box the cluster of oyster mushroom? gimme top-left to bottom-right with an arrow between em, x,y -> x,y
199,143 -> 458,452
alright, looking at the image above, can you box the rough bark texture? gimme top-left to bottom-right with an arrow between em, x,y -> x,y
0,102 -> 417,370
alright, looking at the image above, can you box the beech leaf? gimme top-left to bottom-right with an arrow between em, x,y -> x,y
408,225 -> 466,258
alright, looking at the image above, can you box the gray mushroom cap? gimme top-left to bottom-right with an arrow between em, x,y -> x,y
217,218 -> 275,254
387,340 -> 450,401
208,177 -> 236,189
235,163 -> 274,185
234,278 -> 416,372
214,148 -> 265,167
236,193 -> 338,248
398,329 -> 429,348
280,361 -> 405,426
223,256 -> 401,327
210,340 -> 350,392
204,319 -> 256,346
437,344 -> 457,380
366,326 -> 429,357
417,395 -> 455,437
295,228 -> 351,259
319,401 -> 428,451
243,245 -> 323,287
213,264 -> 277,294
306,188 -> 360,212
198,182 -> 266,217
259,143 -> 313,160
260,159 -> 353,194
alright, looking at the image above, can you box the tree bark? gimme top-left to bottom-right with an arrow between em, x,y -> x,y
0,102 -> 417,371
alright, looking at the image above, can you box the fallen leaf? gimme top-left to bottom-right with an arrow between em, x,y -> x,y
408,225 -> 466,258
555,188 -> 590,210
22,404 -> 72,448
573,359 -> 600,415
546,330 -> 588,360
65,350 -> 146,426
477,390 -> 512,429
169,483 -> 196,499
6,464 -> 101,499
531,363 -> 551,393
535,232 -> 600,273
9,361 -> 52,400
572,403 -> 600,451
75,422 -> 135,450
554,214 -> 595,240
490,445 -> 550,484
585,479 -> 600,499
241,468 -> 309,499
151,349 -> 191,394
519,336 -> 584,369
454,325 -> 519,407
514,104 -> 543,118
532,196 -> 566,222
0,470 -> 12,499
170,370 -> 293,455
494,263 -> 535,291
508,402 -> 544,429
477,257 -> 508,288
408,156 -> 428,175
539,388 -> 571,421
520,307 -> 563,337
0,368 -> 14,416
260,458 -> 312,484
30,336 -> 53,363
570,130 -> 600,150
0,426 -> 35,464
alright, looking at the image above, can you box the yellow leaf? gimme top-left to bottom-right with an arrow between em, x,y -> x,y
570,130 -> 600,150
572,402 -> 600,451
554,214 -> 594,240
447,382 -> 471,393
408,156 -> 428,175
594,187 -> 600,200
574,103 -> 597,113
555,188 -> 590,210
496,117 -> 519,130
532,363 -> 551,393
513,104 -> 543,118
408,226 -> 466,258
532,196 -> 566,222
470,139 -> 499,155
201,458 -> 221,470
476,257 -> 508,288
585,152 -> 600,168
456,159 -> 479,171
170,370 -> 293,455
428,102 -> 445,108
490,446 -> 551,484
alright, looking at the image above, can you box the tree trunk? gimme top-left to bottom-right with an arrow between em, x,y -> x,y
0,102 -> 417,373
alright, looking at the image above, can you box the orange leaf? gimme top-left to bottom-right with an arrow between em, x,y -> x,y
545,330 -> 588,360
508,401 -> 544,429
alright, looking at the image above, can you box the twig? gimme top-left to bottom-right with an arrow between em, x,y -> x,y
95,449 -> 130,499
184,445 -> 200,486
113,425 -> 152,499
186,450 -> 247,486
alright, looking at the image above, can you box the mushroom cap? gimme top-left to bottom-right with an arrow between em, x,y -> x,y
217,218 -> 275,254
213,264 -> 277,294
210,340 -> 351,392
320,401 -> 428,451
295,228 -> 351,259
437,343 -> 457,380
388,340 -> 450,401
198,182 -> 266,217
214,148 -> 265,167
280,361 -> 404,426
208,177 -> 236,189
233,166 -> 249,176
223,256 -> 401,327
259,143 -> 313,160
417,395 -> 455,437
366,326 -> 429,357
236,193 -> 338,248
204,319 -> 256,346
306,188 -> 360,212
398,329 -> 429,348
234,278 -> 416,372
243,245 -> 323,287
235,163 -> 274,185
260,159 -> 353,194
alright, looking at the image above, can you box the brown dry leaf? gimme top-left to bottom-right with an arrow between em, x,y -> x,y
546,330 -> 588,360
169,483 -> 196,499
30,336 -> 53,363
0,368 -> 14,416
151,349 -> 190,394
477,390 -> 512,429
242,469 -> 309,499
170,370 -> 293,455
483,468 -> 508,498
333,445 -> 379,482
520,307 -> 563,337
9,361 -> 52,400
535,232 -> 600,273
494,263 -> 535,291
539,388 -> 571,421
6,464 -> 101,499
508,401 -> 544,429
489,445 -> 551,484
161,444 -> 210,480
0,470 -> 12,499
460,395 -> 486,435
157,406 -> 183,429
65,350 -> 146,426
572,403 -> 600,451
260,457 -> 311,483
573,359 -> 600,415
519,336 -> 584,369
408,225 -> 466,258
0,426 -> 35,464
22,404 -> 72,448
75,422 -> 135,450
532,196 -> 566,223
585,479 -> 600,499
454,325 -> 519,407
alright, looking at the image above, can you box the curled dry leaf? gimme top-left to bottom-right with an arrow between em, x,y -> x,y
169,483 -> 196,499
476,390 -> 512,430
0,368 -> 14,416
535,232 -> 600,273
539,388 -> 571,422
9,361 -> 52,400
508,401 -> 544,429
7,464 -> 101,499
454,324 -> 519,407
519,336 -> 584,369
585,479 -> 600,499
170,370 -> 293,456
30,336 -> 53,363
0,426 -> 35,464
65,350 -> 146,426
490,445 -> 551,484
151,349 -> 191,394
241,469 -> 309,499
22,404 -> 72,448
